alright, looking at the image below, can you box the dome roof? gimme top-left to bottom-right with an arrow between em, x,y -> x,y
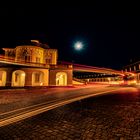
16,40 -> 50,49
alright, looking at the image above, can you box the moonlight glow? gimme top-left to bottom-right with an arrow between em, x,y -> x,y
74,42 -> 83,50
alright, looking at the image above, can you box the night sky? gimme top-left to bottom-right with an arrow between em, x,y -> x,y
0,3 -> 140,70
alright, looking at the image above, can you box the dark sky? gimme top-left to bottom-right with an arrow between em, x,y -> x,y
0,2 -> 140,70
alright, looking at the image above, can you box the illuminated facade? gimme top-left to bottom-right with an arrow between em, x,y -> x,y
123,61 -> 140,83
0,40 -> 73,87
3,41 -> 57,65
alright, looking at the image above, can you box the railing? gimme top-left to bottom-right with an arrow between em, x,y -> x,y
50,64 -> 73,69
0,57 -> 136,76
73,77 -> 85,83
0,55 -> 49,68
0,55 -> 73,69
58,61 -> 124,75
73,64 -> 122,74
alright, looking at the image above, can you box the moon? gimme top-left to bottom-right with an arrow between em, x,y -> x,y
74,41 -> 83,50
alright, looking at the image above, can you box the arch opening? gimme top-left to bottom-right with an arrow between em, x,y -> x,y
12,70 -> 25,87
32,71 -> 44,86
56,72 -> 67,86
0,71 -> 6,86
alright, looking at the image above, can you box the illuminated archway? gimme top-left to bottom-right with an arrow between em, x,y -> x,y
0,71 -> 6,86
32,71 -> 44,86
12,70 -> 25,87
56,72 -> 67,86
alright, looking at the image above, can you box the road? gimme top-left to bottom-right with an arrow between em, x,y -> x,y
0,86 -> 140,139
0,85 -> 122,127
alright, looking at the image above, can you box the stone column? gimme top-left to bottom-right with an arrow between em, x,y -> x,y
5,69 -> 13,87
24,71 -> 33,86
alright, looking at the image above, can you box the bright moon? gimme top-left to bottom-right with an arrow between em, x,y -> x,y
74,42 -> 83,50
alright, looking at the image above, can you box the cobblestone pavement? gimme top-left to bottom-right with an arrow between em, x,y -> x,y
0,85 -> 113,114
0,87 -> 140,140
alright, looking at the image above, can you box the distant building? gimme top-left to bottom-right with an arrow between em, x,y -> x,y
123,60 -> 140,83
0,40 -> 73,87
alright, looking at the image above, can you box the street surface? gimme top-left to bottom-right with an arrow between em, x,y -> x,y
0,86 -> 140,139
0,85 -> 121,126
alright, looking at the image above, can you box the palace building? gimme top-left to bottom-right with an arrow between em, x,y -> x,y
0,40 -> 73,87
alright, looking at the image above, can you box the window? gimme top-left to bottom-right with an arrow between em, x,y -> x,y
0,73 -> 2,81
134,66 -> 136,71
35,73 -> 40,83
46,59 -> 51,64
15,73 -> 19,82
36,57 -> 40,63
25,56 -> 31,62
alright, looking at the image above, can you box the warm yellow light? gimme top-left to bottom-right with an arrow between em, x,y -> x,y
21,73 -> 25,76
108,78 -> 111,81
59,75 -> 63,78
31,40 -> 39,43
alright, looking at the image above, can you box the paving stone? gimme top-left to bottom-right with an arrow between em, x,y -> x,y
1,88 -> 140,139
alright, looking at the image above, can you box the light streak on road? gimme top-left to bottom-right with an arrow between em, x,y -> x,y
0,87 -> 126,127
0,55 -> 131,76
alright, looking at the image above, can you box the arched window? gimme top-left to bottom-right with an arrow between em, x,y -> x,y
56,72 -> 67,86
12,70 -> 25,87
32,71 -> 44,86
0,71 -> 6,86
